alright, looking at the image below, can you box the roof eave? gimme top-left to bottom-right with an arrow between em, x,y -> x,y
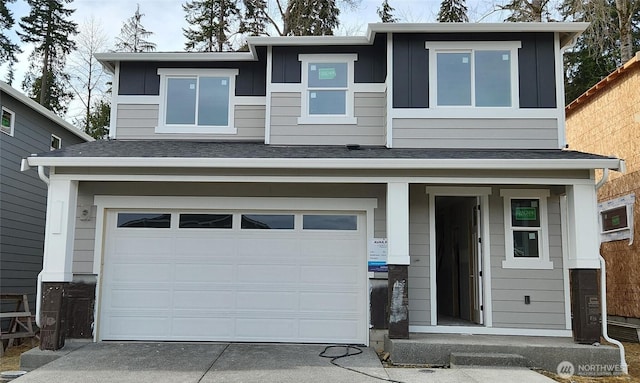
25,156 -> 622,171
1,81 -> 94,142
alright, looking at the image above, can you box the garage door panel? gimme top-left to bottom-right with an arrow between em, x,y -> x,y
174,237 -> 236,255
300,265 -> 361,284
237,265 -> 299,283
113,236 -> 173,255
174,264 -> 235,282
110,289 -> 171,309
237,239 -> 299,256
236,291 -> 298,310
299,319 -> 360,341
103,315 -> 171,338
172,317 -> 235,338
111,263 -> 173,282
173,290 -> 235,309
236,318 -> 297,339
299,292 -> 359,312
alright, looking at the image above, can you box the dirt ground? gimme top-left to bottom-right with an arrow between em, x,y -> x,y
1,340 -> 36,372
2,340 -> 640,382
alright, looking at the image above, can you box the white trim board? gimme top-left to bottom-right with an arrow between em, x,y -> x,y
409,325 -> 572,338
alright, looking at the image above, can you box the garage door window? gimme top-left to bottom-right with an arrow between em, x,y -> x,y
117,213 -> 171,228
179,214 -> 232,229
303,215 -> 357,230
241,214 -> 294,229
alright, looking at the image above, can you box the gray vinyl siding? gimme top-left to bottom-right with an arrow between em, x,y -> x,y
408,184 -> 431,326
72,182 -> 387,273
392,118 -> 559,149
0,90 -> 88,311
269,92 -> 386,145
489,188 -> 566,329
115,104 -> 265,140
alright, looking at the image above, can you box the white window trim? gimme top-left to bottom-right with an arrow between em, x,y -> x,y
500,189 -> 553,270
426,41 -> 522,111
297,53 -> 358,125
1,106 -> 15,136
51,134 -> 62,151
156,68 -> 239,134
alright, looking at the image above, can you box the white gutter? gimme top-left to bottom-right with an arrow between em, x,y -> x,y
25,156 -> 623,171
599,255 -> 628,374
595,167 -> 628,374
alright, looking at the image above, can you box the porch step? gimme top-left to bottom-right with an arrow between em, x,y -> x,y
450,352 -> 528,368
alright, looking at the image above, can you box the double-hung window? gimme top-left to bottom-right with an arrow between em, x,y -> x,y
426,42 -> 521,108
157,68 -> 238,134
1,107 -> 15,136
298,54 -> 357,125
501,189 -> 553,269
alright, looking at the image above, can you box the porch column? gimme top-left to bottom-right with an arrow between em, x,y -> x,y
387,182 -> 410,339
565,184 -> 602,343
40,178 -> 78,350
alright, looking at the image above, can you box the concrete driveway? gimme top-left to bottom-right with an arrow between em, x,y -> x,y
12,342 -> 556,383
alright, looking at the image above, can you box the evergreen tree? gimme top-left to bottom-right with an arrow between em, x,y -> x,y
114,4 -> 156,52
18,0 -> 78,109
285,0 -> 340,36
1,0 -> 20,66
5,60 -> 15,85
240,0 -> 270,36
501,0 -> 552,22
183,0 -> 241,52
437,0 -> 468,22
81,98 -> 110,139
560,0 -> 639,102
377,0 -> 398,22
22,56 -> 74,115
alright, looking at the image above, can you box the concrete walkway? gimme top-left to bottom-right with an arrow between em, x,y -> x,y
12,342 -> 556,383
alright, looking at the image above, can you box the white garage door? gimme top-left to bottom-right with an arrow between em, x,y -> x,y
99,209 -> 368,344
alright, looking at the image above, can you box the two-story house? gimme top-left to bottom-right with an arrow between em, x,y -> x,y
1,81 -> 93,324
22,23 -> 624,367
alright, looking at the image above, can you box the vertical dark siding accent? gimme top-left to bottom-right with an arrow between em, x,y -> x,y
393,32 -> 557,108
117,46 -> 268,96
519,33 -> 556,108
393,34 -> 429,108
271,35 -> 387,84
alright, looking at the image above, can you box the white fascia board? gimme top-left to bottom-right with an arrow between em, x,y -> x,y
0,81 -> 94,142
95,51 -> 258,73
246,35 -> 371,46
26,156 -> 622,171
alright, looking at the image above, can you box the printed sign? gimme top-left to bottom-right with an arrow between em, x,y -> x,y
515,207 -> 537,221
318,67 -> 337,80
368,238 -> 388,272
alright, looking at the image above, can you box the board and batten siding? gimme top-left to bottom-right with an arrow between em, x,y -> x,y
392,118 -> 559,149
489,188 -> 566,329
72,181 -> 387,273
408,184 -> 431,326
270,92 -> 386,146
115,103 -> 265,140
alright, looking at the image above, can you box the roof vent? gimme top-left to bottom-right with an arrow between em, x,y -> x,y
346,144 -> 361,150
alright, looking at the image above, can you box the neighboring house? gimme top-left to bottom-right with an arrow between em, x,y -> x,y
566,51 -> 640,341
22,23 -> 623,357
0,81 -> 93,315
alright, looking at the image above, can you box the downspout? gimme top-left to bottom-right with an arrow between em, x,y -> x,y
595,168 -> 628,374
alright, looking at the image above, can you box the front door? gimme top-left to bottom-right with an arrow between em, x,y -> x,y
435,196 -> 483,325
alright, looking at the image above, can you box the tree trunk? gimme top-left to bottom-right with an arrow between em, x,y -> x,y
615,0 -> 633,62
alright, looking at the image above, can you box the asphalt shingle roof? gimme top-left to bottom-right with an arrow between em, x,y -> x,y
36,139 -> 615,161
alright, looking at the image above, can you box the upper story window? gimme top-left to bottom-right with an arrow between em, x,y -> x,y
500,189 -> 553,269
157,68 -> 239,134
426,42 -> 521,109
298,54 -> 357,125
51,134 -> 61,150
1,107 -> 15,136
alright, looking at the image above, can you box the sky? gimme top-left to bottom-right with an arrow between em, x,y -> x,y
2,0 -> 509,123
